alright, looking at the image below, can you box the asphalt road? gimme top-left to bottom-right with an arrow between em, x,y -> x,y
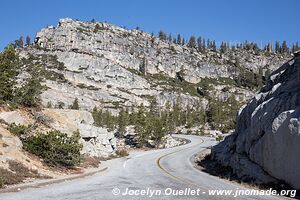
0,135 -> 283,200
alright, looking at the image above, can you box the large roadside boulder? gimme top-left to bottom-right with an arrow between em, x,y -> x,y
43,109 -> 117,157
212,53 -> 300,189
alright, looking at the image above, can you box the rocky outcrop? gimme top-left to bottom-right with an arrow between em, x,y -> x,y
161,135 -> 182,148
0,111 -> 31,125
212,53 -> 300,189
0,125 -> 57,177
42,109 -> 117,157
18,18 -> 287,112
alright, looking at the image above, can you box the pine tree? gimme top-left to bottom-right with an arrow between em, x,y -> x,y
275,41 -> 280,53
177,34 -> 181,45
185,105 -> 193,128
292,42 -> 299,53
164,101 -> 174,133
173,97 -> 182,126
70,98 -> 79,110
282,41 -> 288,54
220,42 -> 227,53
26,36 -> 31,46
197,36 -> 202,52
212,40 -> 217,51
14,58 -> 44,107
158,30 -> 166,41
135,104 -> 148,146
202,38 -> 206,50
15,75 -> 44,107
188,35 -> 196,48
16,36 -> 24,48
92,107 -> 103,127
103,110 -> 115,130
0,45 -> 19,101
173,38 -> 177,44
207,39 -> 210,49
152,117 -> 165,146
117,108 -> 127,137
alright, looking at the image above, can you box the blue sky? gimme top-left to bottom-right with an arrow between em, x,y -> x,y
0,0 -> 299,50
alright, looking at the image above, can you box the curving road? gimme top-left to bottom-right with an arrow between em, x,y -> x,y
0,135 -> 282,200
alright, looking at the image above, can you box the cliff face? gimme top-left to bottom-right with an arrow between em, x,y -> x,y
18,18 -> 286,111
212,53 -> 300,189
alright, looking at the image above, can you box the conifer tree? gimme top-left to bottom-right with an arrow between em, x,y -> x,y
202,38 -> 206,50
212,40 -> 217,51
275,41 -> 280,53
220,42 -> 227,53
173,38 -> 177,44
14,61 -> 44,107
152,117 -> 165,146
70,98 -> 79,110
117,108 -> 127,136
0,45 -> 19,101
188,35 -> 196,48
158,30 -> 167,41
135,104 -> 148,146
282,41 -> 288,54
197,36 -> 202,52
26,36 -> 31,46
177,34 -> 181,45
15,36 -> 24,48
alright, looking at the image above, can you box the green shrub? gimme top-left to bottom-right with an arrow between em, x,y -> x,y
216,135 -> 224,142
23,130 -> 83,168
8,123 -> 30,136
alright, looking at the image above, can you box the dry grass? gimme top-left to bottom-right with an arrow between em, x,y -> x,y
115,149 -> 129,157
0,160 -> 44,188
80,156 -> 101,168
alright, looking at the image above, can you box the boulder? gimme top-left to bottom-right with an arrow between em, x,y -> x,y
43,109 -> 117,157
0,111 -> 29,125
162,135 -> 181,148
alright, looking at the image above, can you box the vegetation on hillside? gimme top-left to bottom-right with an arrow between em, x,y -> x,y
157,29 -> 299,55
0,160 -> 41,188
23,130 -> 82,167
91,95 -> 239,147
0,45 -> 44,108
7,122 -> 83,168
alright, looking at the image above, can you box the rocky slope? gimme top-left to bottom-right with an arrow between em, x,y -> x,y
212,52 -> 300,189
18,18 -> 287,111
0,108 -> 118,157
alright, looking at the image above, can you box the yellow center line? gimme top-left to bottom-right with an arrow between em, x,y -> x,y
156,138 -> 207,190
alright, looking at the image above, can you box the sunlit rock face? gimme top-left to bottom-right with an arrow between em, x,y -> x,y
19,18 -> 285,112
212,53 -> 300,189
